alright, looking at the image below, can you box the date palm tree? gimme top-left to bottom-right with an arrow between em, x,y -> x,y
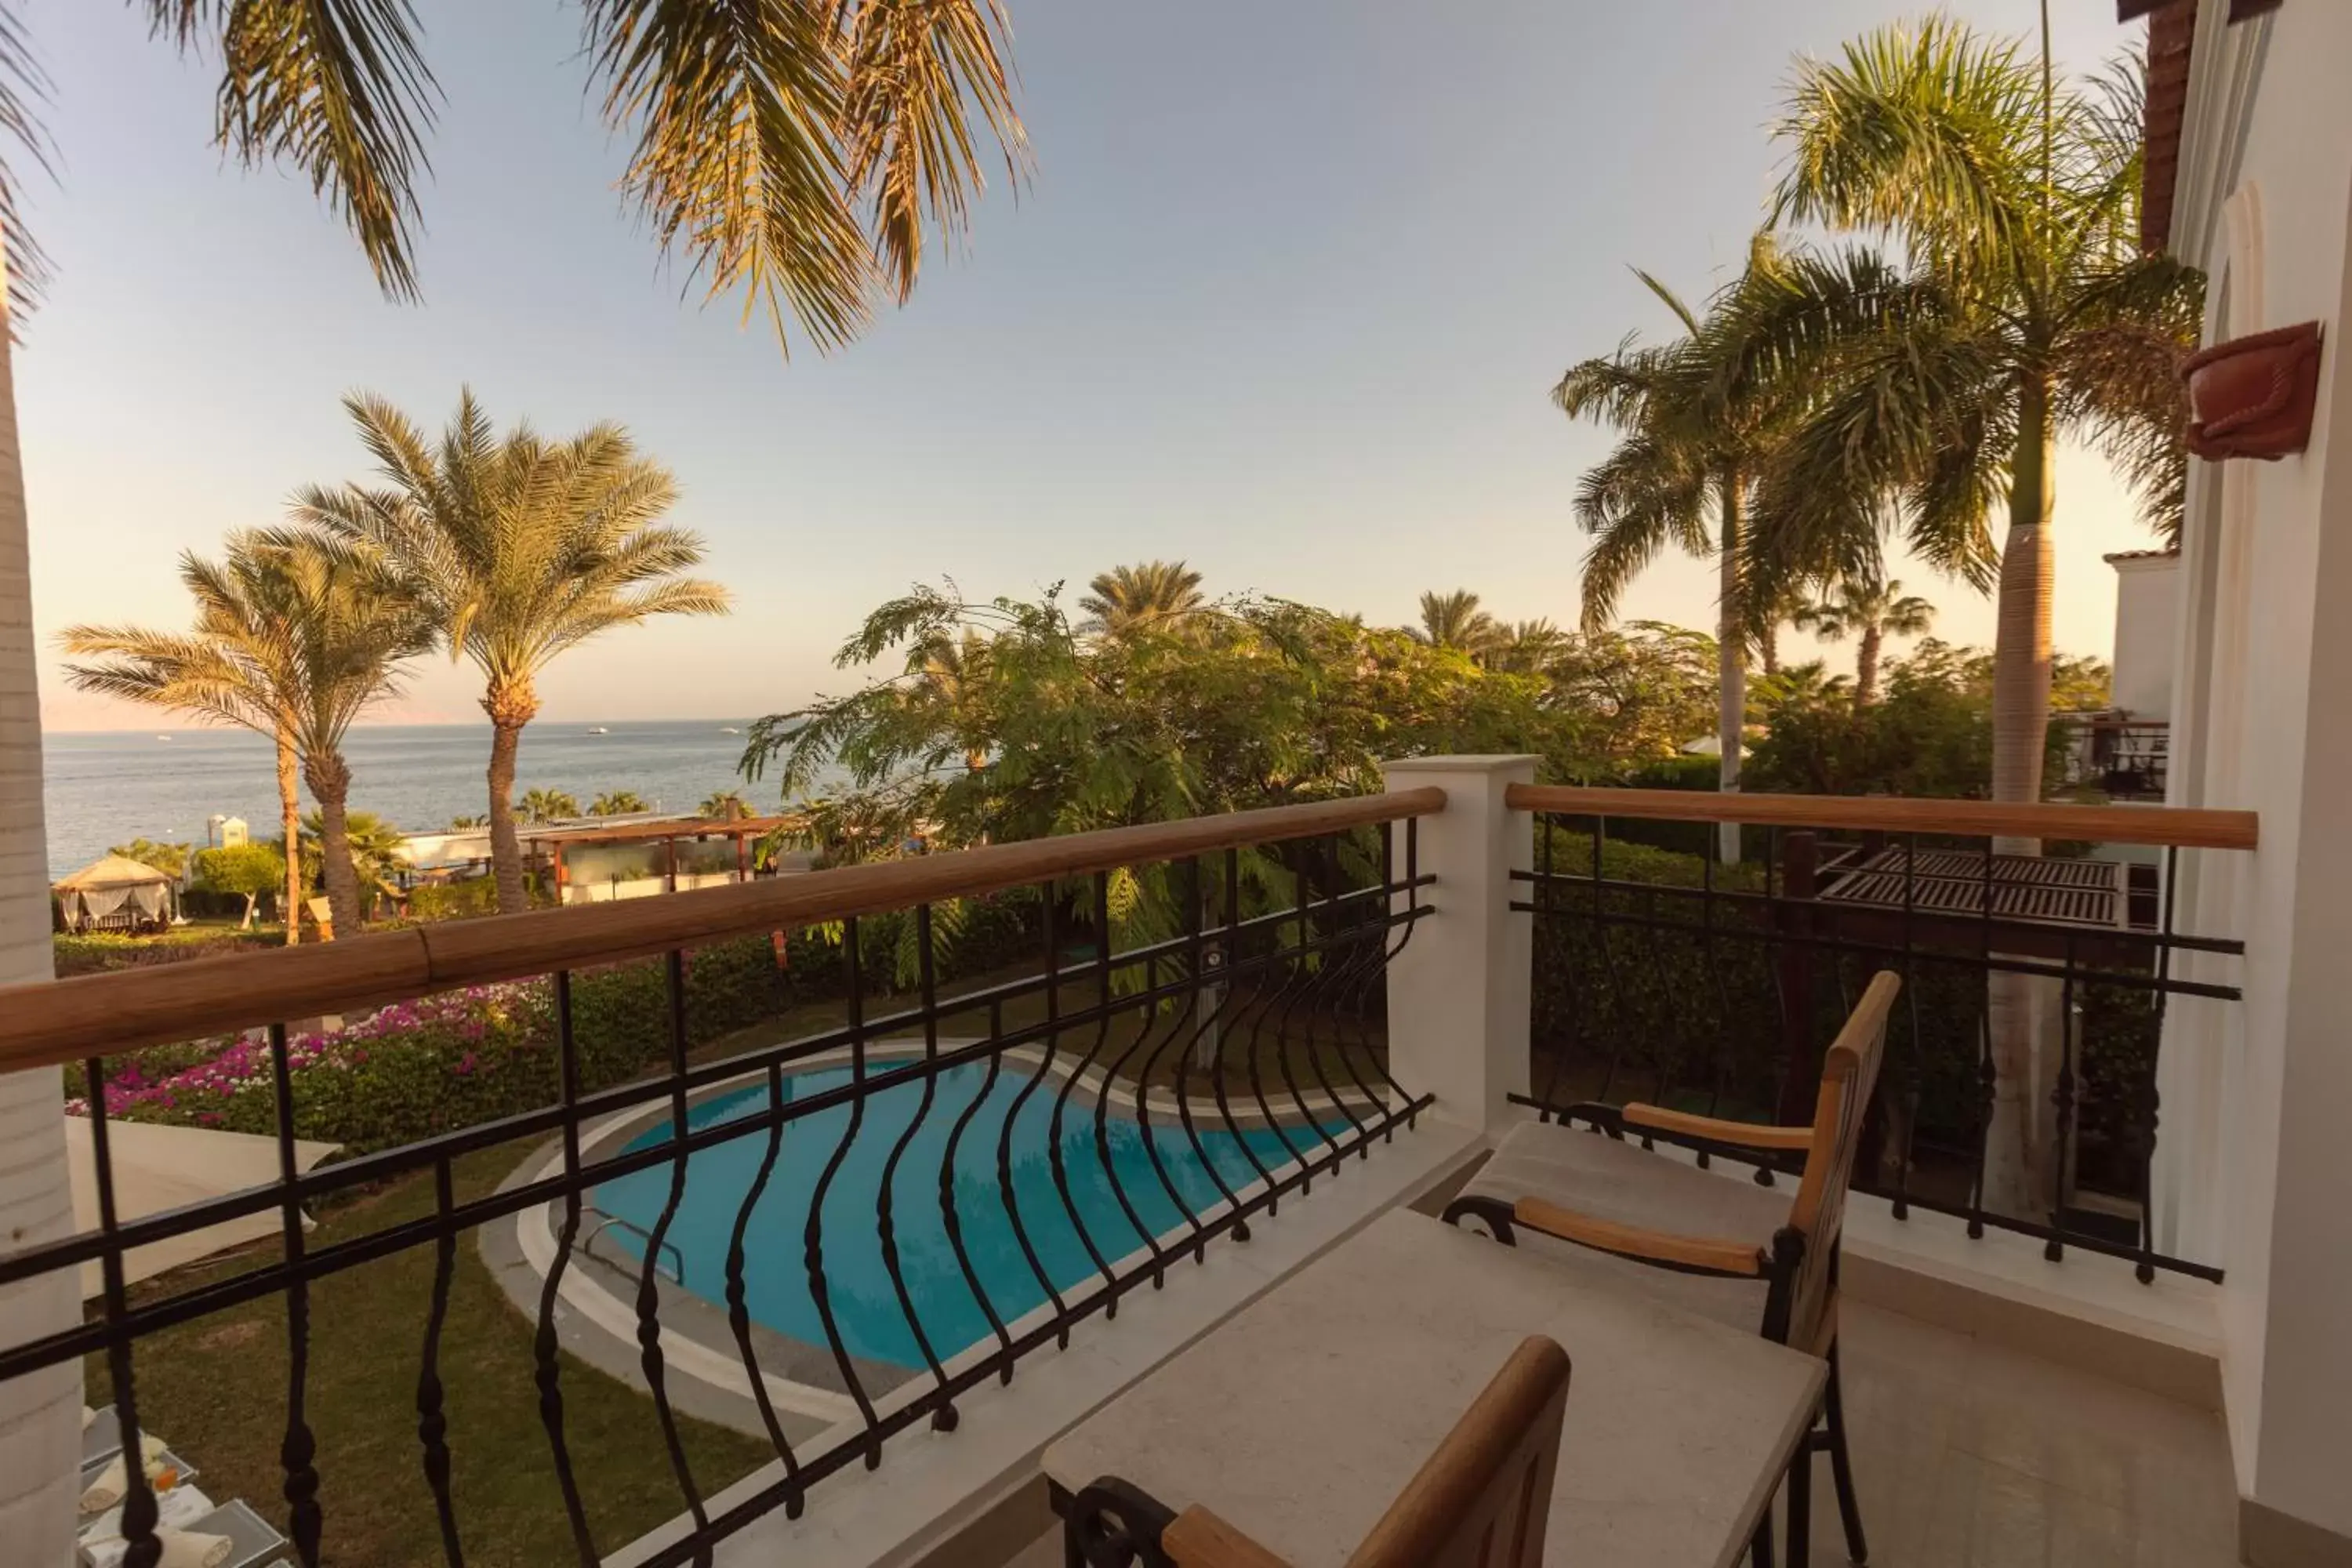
699,789 -> 750,819
517,789 -> 581,825
63,534 -> 430,939
292,391 -> 729,913
1762,13 -> 2199,807
1079,561 -> 1206,634
1486,619 -> 1570,676
590,790 -> 651,816
1760,13 -> 2201,1216
0,3 -> 1030,1534
1555,239 -> 1865,858
1411,590 -> 1501,657
1794,577 -> 1936,705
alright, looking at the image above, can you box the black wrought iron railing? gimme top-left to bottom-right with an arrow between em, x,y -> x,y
1504,786 -> 2255,1286
0,792 -> 1441,1567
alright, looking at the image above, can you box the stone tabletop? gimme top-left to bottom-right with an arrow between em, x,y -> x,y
1042,1210 -> 1824,1568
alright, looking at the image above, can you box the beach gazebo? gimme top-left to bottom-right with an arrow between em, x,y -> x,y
52,854 -> 178,934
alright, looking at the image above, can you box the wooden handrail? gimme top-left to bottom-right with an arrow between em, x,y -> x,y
0,789 -> 1446,1072
1505,785 -> 2259,851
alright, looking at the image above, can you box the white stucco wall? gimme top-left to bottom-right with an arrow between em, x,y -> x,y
2107,555 -> 2179,718
2161,1 -> 2352,1540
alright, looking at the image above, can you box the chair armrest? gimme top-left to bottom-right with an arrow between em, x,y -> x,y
1622,1103 -> 1816,1152
1165,1505 -> 1295,1568
1513,1196 -> 1768,1277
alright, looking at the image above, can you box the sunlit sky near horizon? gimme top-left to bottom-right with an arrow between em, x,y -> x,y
23,0 -> 2163,732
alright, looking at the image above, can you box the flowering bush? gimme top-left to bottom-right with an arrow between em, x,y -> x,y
64,893 -> 1044,1156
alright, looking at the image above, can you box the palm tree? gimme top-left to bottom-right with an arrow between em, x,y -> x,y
1555,242 -> 1853,859
292,391 -> 729,913
1762,16 -> 2201,1218
1487,619 -> 1570,676
300,808 -> 409,917
590,791 -> 651,817
448,814 -> 488,831
1411,590 -> 1501,657
700,790 -> 750,820
517,789 -> 581,825
1794,578 -> 1936,706
1079,561 -> 1206,633
61,533 -> 427,940
0,6 -> 1029,1537
1762,14 -> 2200,810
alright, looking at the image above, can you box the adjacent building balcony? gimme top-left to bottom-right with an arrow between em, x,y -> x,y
0,761 -> 2275,1566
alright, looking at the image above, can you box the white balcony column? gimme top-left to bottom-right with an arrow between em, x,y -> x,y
0,262 -> 80,1563
1381,756 -> 1537,1134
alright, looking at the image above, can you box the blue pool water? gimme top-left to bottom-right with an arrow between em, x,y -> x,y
592,1060 -> 1338,1370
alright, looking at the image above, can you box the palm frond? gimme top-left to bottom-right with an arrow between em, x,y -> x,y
185,0 -> 441,302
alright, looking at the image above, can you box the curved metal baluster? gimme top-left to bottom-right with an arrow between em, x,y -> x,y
876,905 -> 960,1425
1294,842 -> 1373,1160
84,1056 -> 162,1568
1046,873 -> 1153,1306
805,920 -> 884,1461
942,996 -> 1019,1379
1098,872 -> 1208,1282
995,890 -> 1076,1345
1261,841 -> 1345,1183
723,1061 -> 806,1515
267,1022 -> 323,1565
530,971 -> 600,1563
635,951 -> 710,1527
416,1155 -> 465,1565
1343,818 -> 1425,1134
1167,856 -> 1246,1258
1211,848 -> 1279,1219
1308,843 -> 1386,1156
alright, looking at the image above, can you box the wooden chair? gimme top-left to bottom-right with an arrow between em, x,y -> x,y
1443,971 -> 1898,1567
1069,1335 -> 1571,1568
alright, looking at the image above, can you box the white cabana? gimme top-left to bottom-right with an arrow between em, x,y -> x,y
64,1118 -> 339,1298
53,855 -> 177,934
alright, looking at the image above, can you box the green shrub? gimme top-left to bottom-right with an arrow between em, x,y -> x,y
407,878 -> 503,922
53,927 -> 281,977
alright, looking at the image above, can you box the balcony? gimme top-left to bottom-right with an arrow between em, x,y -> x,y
0,762 -> 2264,1566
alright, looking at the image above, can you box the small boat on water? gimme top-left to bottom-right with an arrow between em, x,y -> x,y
719,727 -> 741,735
586,726 -> 611,735
156,735 -> 172,742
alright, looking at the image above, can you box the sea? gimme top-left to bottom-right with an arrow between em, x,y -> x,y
41,720 -> 818,880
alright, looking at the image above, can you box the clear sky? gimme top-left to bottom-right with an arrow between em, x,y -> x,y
20,0 -> 2165,731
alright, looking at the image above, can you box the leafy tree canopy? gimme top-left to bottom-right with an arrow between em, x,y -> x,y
746,584 -> 1719,860
192,844 -> 288,898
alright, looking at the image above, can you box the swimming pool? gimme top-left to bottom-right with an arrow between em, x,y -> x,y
590,1056 -> 1339,1371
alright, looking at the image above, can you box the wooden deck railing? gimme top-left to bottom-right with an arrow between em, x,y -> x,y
0,789 -> 1447,1072
1504,785 -> 2259,851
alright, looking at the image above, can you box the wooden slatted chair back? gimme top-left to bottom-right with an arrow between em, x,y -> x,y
1783,970 -> 1900,1353
1163,1336 -> 1572,1568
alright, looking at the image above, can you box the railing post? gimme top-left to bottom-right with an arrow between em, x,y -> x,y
1381,756 -> 1537,1134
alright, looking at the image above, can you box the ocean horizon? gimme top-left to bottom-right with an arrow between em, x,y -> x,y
40,720 -> 813,881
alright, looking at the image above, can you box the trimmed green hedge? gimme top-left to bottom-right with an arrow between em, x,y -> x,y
1527,831 -> 2158,1195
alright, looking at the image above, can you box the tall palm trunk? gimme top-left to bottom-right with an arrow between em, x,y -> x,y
306,750 -> 362,937
1991,375 -> 2056,811
1984,372 -> 2060,1216
1715,469 -> 1746,865
1855,625 -> 1884,706
0,249 -> 84,1564
484,679 -> 538,915
275,724 -> 303,944
1759,620 -> 1780,678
